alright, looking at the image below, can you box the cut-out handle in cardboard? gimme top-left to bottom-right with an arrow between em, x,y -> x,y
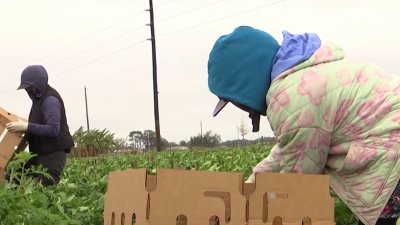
272,216 -> 282,225
176,215 -> 187,225
262,192 -> 288,223
117,213 -> 136,225
302,217 -> 311,225
203,191 -> 231,222
209,215 -> 220,225
149,169 -> 246,225
132,213 -> 136,225
146,194 -> 150,220
248,172 -> 334,225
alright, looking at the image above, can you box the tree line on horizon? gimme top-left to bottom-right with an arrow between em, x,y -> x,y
69,126 -> 276,157
127,129 -> 276,150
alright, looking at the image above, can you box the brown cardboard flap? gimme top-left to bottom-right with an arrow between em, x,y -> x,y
0,131 -> 24,168
0,107 -> 18,123
248,172 -> 334,225
0,168 -> 4,186
103,168 -> 148,225
149,169 -> 246,225
103,169 -> 335,225
0,107 -> 26,185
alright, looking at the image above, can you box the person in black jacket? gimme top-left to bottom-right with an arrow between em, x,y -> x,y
6,65 -> 75,186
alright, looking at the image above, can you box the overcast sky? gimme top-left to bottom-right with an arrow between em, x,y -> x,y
0,0 -> 399,143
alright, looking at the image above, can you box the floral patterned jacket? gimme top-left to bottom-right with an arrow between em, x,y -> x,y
248,43 -> 400,225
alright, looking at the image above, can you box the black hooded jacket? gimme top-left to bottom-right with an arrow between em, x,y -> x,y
20,65 -> 74,155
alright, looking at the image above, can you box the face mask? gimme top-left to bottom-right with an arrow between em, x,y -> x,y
26,88 -> 42,98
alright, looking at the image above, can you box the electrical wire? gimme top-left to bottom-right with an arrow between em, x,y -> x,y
48,25 -> 147,67
0,39 -> 146,96
157,0 -> 178,7
52,39 -> 147,77
40,0 -> 227,68
0,0 -> 291,97
1,0 -> 177,75
0,9 -> 146,75
157,0 -> 290,38
155,0 -> 226,23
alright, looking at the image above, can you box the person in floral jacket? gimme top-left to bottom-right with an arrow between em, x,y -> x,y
208,26 -> 400,225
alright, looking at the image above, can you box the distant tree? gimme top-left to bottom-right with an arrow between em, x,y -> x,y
238,119 -> 249,140
129,131 -> 143,149
143,130 -> 155,150
256,136 -> 277,144
179,140 -> 188,147
160,138 -> 169,150
129,130 -> 169,151
114,137 -> 129,150
189,131 -> 221,148
219,136 -> 276,147
168,142 -> 178,147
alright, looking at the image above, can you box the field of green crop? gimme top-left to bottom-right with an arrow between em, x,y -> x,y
0,145 -> 358,225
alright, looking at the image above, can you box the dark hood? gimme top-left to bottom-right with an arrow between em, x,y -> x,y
18,65 -> 49,94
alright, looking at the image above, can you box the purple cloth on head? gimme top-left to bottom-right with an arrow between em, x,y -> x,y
271,31 -> 321,80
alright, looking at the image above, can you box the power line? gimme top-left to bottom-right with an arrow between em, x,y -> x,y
52,39 -> 147,77
0,89 -> 15,97
1,0 -> 175,76
0,0 -> 291,96
0,1 -> 176,78
10,1 -> 225,79
0,9 -> 146,75
157,0 -> 291,38
0,1 -> 178,84
48,25 -> 147,67
44,0 -> 228,72
0,39 -> 147,97
2,0 -> 285,78
156,0 -> 226,23
157,0 -> 178,7
49,0 -> 228,67
35,11 -> 145,61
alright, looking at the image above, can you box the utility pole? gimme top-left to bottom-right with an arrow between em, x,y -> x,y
236,126 -> 240,147
146,0 -> 161,151
200,121 -> 203,147
84,86 -> 90,131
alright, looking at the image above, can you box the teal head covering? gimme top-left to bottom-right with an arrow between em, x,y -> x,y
208,26 -> 280,117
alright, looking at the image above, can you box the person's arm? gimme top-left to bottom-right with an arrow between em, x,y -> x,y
27,96 -> 61,137
247,127 -> 331,182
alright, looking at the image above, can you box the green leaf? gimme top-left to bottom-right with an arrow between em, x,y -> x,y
78,206 -> 89,212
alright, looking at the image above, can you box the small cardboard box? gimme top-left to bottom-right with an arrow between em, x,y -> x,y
0,107 -> 27,184
104,168 -> 335,225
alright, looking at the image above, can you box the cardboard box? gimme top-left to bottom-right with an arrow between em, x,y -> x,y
0,107 -> 27,184
104,168 -> 335,225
